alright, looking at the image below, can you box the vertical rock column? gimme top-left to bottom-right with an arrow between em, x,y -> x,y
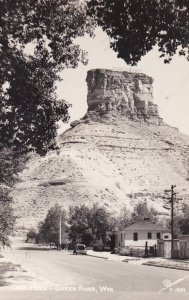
86,69 -> 162,125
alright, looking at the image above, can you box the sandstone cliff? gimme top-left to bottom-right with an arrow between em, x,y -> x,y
85,69 -> 161,125
12,69 -> 189,227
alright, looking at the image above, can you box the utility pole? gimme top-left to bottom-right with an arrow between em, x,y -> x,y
59,212 -> 62,251
171,185 -> 176,258
163,185 -> 176,259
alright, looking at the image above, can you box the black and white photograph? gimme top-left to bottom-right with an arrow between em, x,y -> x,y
0,1 -> 189,299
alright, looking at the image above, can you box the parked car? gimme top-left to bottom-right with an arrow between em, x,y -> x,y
73,244 -> 87,255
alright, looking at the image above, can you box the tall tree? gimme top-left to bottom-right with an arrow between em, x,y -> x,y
131,201 -> 158,223
68,204 -> 115,246
38,204 -> 67,247
68,205 -> 91,245
0,187 -> 16,246
173,204 -> 189,236
88,204 -> 116,243
0,146 -> 26,246
0,146 -> 27,187
117,206 -> 132,230
0,0 -> 93,154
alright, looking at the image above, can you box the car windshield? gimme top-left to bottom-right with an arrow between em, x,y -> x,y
78,245 -> 85,250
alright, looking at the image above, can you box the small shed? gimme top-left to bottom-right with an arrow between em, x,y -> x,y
157,239 -> 179,258
157,236 -> 189,259
178,235 -> 189,259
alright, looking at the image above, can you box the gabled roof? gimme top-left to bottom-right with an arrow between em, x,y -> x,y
123,221 -> 170,232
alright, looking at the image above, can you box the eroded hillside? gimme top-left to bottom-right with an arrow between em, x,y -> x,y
12,69 -> 189,227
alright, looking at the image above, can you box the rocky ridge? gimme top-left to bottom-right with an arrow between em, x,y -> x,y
12,69 -> 189,227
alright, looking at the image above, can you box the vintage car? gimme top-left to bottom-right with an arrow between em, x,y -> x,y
73,244 -> 87,255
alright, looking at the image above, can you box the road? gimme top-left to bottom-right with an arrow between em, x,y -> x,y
1,238 -> 189,300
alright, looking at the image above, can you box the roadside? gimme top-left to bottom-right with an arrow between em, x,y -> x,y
86,250 -> 141,262
0,253 -> 35,288
86,250 -> 189,271
0,240 -> 59,289
143,259 -> 189,271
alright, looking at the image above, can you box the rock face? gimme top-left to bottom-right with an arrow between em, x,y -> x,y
86,69 -> 162,125
12,69 -> 189,227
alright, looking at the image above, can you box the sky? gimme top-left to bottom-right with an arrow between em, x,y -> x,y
56,27 -> 189,135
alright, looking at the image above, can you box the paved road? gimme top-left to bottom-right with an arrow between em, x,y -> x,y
1,239 -> 189,300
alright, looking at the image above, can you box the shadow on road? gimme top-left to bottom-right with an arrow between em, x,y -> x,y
16,246 -> 50,251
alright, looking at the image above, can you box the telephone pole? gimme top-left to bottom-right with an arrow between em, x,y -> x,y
59,212 -> 62,250
171,185 -> 176,258
163,184 -> 176,259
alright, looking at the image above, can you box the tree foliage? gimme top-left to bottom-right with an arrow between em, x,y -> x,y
68,204 -> 115,246
0,187 -> 16,246
117,202 -> 159,230
131,201 -> 158,223
26,227 -> 38,242
117,206 -> 131,230
87,0 -> 189,65
0,146 -> 26,246
0,146 -> 27,187
0,0 -> 92,154
172,204 -> 189,237
37,204 -> 67,246
68,204 -> 91,245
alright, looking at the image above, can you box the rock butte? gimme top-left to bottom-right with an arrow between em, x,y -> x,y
12,69 -> 189,227
87,69 -> 161,125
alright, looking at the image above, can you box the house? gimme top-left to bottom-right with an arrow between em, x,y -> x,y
115,221 -> 171,249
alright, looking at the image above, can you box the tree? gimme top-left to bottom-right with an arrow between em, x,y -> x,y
68,205 -> 92,246
117,206 -> 132,230
0,146 -> 27,187
68,204 -> 115,246
38,204 -> 67,247
88,204 -> 116,243
131,201 -> 158,223
0,187 -> 16,246
0,0 -> 93,154
87,0 -> 189,65
173,204 -> 189,236
116,202 -> 159,231
26,228 -> 38,242
0,146 -> 26,246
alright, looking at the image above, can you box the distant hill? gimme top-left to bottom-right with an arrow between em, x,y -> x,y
12,69 -> 189,228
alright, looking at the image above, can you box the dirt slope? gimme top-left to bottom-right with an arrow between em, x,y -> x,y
12,116 -> 189,228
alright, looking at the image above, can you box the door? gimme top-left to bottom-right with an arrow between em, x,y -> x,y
157,241 -> 164,257
164,241 -> 171,258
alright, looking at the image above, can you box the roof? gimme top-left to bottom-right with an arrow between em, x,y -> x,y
123,221 -> 170,232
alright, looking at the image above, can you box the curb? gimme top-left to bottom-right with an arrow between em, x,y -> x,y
87,253 -> 140,262
87,254 -> 108,260
143,263 -> 189,272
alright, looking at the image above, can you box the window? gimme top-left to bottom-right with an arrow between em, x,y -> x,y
157,232 -> 161,239
133,232 -> 138,241
148,232 -> 152,239
78,245 -> 85,250
164,235 -> 169,239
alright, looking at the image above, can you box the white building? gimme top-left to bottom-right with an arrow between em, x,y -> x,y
115,221 -> 171,248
